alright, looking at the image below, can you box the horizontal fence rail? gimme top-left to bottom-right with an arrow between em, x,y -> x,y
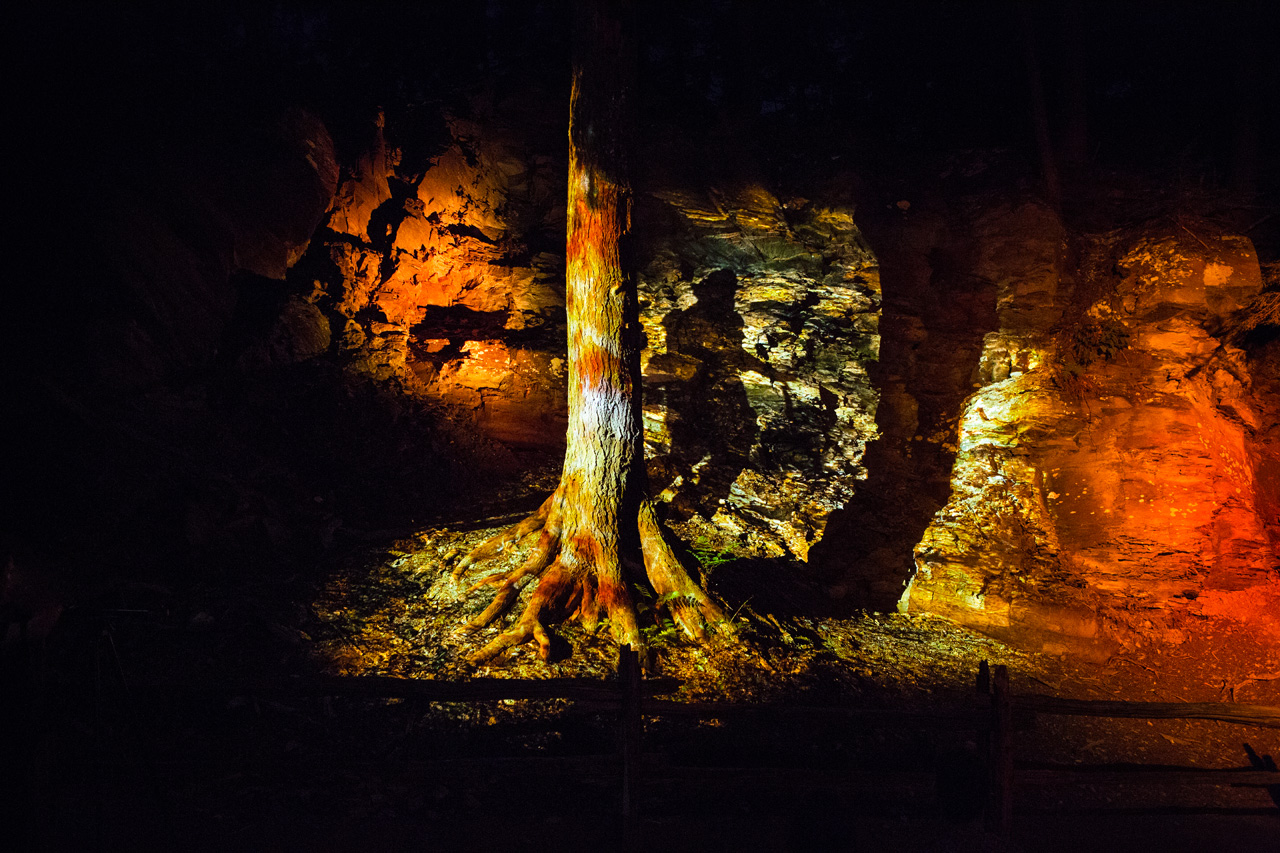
1014,695 -> 1280,728
133,674 -> 681,703
1016,767 -> 1280,787
132,676 -> 1280,729
113,653 -> 1279,839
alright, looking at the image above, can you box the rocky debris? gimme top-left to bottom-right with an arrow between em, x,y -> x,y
236,297 -> 332,368
227,107 -> 340,280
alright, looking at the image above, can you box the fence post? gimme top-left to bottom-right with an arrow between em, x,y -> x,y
618,644 -> 642,846
985,664 -> 1013,837
975,659 -> 992,824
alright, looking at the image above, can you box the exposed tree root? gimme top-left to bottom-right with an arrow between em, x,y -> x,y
452,488 -> 728,664
637,500 -> 726,641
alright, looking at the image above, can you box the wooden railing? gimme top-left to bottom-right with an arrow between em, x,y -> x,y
142,651 -> 1280,838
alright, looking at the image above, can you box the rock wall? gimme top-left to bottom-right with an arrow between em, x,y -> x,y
905,208 -> 1280,653
278,108 -> 1279,644
636,187 -> 880,558
298,110 -> 570,450
810,189 -> 1001,610
52,106 -> 338,393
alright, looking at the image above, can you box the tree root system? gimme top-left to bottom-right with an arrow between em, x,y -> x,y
451,488 -> 726,663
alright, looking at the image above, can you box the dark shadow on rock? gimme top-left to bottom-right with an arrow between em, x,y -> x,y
653,268 -> 776,518
709,556 -> 836,621
811,199 -> 996,613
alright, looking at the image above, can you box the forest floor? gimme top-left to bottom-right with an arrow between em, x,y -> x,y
36,474 -> 1275,852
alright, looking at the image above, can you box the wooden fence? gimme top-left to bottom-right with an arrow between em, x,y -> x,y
146,650 -> 1279,838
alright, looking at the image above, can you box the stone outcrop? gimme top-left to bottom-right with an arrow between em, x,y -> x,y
282,107 -> 1279,644
635,187 -> 880,558
905,209 -> 1280,653
811,191 -> 1000,610
309,111 -> 569,449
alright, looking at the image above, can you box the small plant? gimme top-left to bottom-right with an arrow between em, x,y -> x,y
640,616 -> 683,648
1067,318 -> 1130,367
631,584 -> 684,648
631,586 -> 725,648
690,536 -> 737,571
1050,317 -> 1130,405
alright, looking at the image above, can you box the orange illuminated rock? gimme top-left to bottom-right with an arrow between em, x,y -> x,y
327,111 -> 392,243
317,108 -> 883,542
907,214 -> 1277,655
315,110 -> 567,447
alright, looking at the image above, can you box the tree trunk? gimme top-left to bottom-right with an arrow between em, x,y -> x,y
452,0 -> 724,663
554,0 -> 643,647
1061,0 -> 1090,170
1017,5 -> 1062,208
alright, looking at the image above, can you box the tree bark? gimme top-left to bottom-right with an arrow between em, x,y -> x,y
547,0 -> 644,649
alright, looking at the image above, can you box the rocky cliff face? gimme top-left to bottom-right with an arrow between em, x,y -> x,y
40,90 -> 1274,654
635,188 -> 880,558
904,208 -> 1280,654
305,110 -> 570,451
306,112 -> 1277,648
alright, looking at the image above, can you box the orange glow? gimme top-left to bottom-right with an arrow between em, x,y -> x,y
906,228 -> 1277,653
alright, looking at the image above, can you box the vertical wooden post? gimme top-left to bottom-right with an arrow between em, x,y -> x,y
985,664 -> 1013,836
618,644 -> 642,847
975,658 -> 992,819
976,659 -> 991,696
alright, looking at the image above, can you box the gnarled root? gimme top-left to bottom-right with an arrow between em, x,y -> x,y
451,493 -> 556,580
638,500 -> 730,641
467,563 -> 639,663
453,490 -> 726,664
454,487 -> 640,663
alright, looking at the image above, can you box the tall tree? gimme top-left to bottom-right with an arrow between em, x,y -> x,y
453,0 -> 725,663
1060,0 -> 1090,170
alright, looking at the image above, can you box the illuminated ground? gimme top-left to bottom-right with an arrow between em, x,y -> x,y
287,483 -> 1280,844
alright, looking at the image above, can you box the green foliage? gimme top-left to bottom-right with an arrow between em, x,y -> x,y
1065,318 -> 1130,370
1051,317 -> 1130,400
630,583 -> 681,647
690,536 -> 736,571
640,617 -> 683,647
630,585 -> 720,648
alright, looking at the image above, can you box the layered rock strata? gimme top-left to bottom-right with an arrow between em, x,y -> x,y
636,187 -> 881,558
906,209 -> 1280,653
